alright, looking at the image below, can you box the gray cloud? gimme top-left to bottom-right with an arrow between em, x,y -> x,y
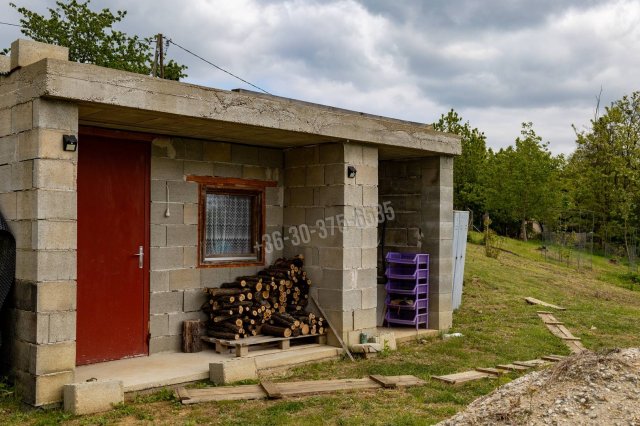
1,0 -> 638,154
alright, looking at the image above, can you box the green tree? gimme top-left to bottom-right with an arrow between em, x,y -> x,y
568,91 -> 640,258
483,122 -> 563,241
433,109 -> 487,214
8,0 -> 187,80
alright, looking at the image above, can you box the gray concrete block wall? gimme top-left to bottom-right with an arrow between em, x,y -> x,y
378,156 -> 454,330
283,143 -> 378,345
149,137 -> 283,353
0,92 -> 78,406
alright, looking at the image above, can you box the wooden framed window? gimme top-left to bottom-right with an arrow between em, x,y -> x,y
203,189 -> 261,262
187,176 -> 276,268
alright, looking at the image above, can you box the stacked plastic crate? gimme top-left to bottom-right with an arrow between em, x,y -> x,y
384,252 -> 429,330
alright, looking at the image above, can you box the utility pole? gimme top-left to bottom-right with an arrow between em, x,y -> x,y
159,33 -> 164,79
152,33 -> 162,78
152,34 -> 159,77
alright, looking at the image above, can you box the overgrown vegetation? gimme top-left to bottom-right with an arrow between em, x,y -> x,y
1,236 -> 638,425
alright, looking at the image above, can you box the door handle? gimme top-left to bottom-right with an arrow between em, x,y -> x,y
134,246 -> 144,269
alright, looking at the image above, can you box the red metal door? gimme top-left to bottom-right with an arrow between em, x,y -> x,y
77,133 -> 150,365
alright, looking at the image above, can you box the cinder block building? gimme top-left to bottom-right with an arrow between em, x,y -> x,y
0,39 -> 460,406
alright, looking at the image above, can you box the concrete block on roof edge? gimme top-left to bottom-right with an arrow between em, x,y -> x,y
10,39 -> 69,71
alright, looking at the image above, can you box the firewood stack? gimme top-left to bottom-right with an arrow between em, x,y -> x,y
202,255 -> 325,340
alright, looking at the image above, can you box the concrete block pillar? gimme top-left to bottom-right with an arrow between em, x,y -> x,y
284,143 -> 378,346
0,94 -> 78,406
420,156 -> 454,330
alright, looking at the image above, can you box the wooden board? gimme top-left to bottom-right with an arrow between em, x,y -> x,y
496,364 -> 530,372
537,312 -> 559,324
475,367 -> 506,376
537,313 -> 587,354
433,355 -> 558,386
432,370 -> 495,384
176,375 -> 425,404
513,359 -> 548,368
525,297 -> 566,310
260,380 -> 283,399
565,339 -> 587,354
370,374 -> 398,388
179,384 -> 267,404
542,354 -> 566,362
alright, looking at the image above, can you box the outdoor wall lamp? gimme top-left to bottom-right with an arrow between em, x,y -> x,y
347,165 -> 357,179
63,135 -> 78,152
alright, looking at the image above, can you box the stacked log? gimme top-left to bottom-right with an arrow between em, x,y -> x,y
202,255 -> 325,340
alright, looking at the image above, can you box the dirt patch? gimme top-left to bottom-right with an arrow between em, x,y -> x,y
439,349 -> 640,425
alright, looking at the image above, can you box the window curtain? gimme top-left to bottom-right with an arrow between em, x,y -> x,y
205,193 -> 252,256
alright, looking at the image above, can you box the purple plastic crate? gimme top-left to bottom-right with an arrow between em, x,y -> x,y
386,266 -> 428,280
386,296 -> 428,310
385,252 -> 429,268
385,311 -> 429,330
385,281 -> 428,295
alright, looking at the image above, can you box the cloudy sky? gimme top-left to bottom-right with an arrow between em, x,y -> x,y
2,0 -> 639,154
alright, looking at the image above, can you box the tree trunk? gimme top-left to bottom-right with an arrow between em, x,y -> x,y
182,320 -> 202,353
521,219 -> 528,242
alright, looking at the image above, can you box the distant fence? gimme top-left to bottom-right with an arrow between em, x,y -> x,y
540,231 -> 594,271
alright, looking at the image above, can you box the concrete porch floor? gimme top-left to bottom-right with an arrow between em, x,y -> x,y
74,329 -> 436,395
75,343 -> 341,394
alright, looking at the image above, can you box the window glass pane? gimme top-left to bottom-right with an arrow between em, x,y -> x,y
205,193 -> 254,257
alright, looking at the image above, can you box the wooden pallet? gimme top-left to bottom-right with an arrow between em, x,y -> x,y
202,333 -> 327,357
175,375 -> 425,404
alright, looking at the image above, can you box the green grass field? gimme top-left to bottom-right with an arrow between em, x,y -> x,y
2,235 -> 640,425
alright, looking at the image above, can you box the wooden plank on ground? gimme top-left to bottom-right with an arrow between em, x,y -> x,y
260,380 -> 283,399
475,367 -> 506,376
537,313 -> 587,354
542,355 -> 566,362
556,325 -> 579,339
525,297 -> 566,310
174,387 -> 191,402
370,374 -> 398,388
181,385 -> 267,404
537,312 -> 559,323
179,376 -> 424,404
513,360 -> 548,368
277,378 -> 378,396
432,370 -> 495,384
565,340 -> 587,354
546,325 -> 568,339
496,364 -> 530,372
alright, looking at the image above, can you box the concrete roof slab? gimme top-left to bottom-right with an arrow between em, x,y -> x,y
3,57 -> 461,159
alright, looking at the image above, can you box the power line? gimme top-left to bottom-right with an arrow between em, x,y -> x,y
0,21 -> 23,28
0,23 -> 272,95
166,38 -> 272,95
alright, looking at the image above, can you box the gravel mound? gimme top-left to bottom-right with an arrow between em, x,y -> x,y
439,349 -> 640,425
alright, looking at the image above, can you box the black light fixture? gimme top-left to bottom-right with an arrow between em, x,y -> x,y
62,135 -> 78,152
347,165 -> 357,179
